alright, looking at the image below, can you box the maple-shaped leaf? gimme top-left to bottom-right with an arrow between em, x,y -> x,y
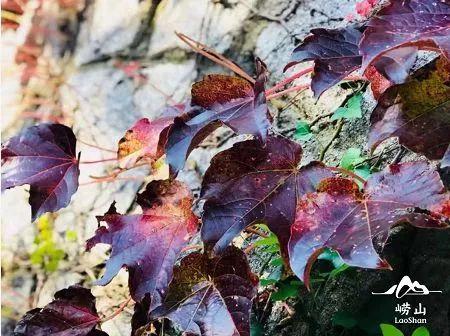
117,105 -> 185,169
200,135 -> 334,256
86,180 -> 198,306
14,285 -> 105,336
165,59 -> 271,175
360,0 -> 450,72
289,161 -> 449,289
151,247 -> 258,336
369,57 -> 450,160
284,26 -> 363,97
1,123 -> 80,221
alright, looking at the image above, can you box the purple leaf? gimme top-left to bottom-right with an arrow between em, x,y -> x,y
1,123 -> 80,221
151,247 -> 258,336
368,57 -> 450,160
360,0 -> 450,71
289,162 -> 449,289
284,26 -> 363,97
165,59 -> 271,175
86,180 -> 199,306
201,135 -> 334,256
117,105 -> 184,169
14,285 -> 104,336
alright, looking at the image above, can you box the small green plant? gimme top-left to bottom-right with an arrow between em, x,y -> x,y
380,324 -> 430,336
30,214 -> 65,273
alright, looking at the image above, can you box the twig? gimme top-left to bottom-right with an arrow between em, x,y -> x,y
176,32 -> 254,83
100,297 -> 132,323
181,244 -> 203,253
78,139 -> 116,153
267,84 -> 309,100
327,166 -> 367,185
244,227 -> 269,238
266,66 -> 313,95
80,158 -> 118,164
309,111 -> 334,127
319,119 -> 344,161
391,146 -> 406,164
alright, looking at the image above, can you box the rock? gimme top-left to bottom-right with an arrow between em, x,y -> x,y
147,0 -> 251,57
133,59 -> 197,118
74,0 -> 150,65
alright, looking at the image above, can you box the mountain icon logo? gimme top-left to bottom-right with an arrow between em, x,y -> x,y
372,276 -> 442,298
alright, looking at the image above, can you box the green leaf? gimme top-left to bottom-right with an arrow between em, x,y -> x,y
380,324 -> 404,336
271,280 -> 301,301
270,257 -> 284,266
250,321 -> 264,336
331,93 -> 362,121
294,121 -> 313,141
332,311 -> 357,329
329,264 -> 350,278
260,265 -> 283,286
412,327 -> 430,336
254,233 -> 279,247
65,230 -> 78,242
318,249 -> 345,268
340,148 -> 365,170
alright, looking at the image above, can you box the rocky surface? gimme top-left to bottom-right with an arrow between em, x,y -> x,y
2,1 -> 448,336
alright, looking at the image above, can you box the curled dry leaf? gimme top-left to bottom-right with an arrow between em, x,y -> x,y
14,285 -> 105,336
151,246 -> 258,336
86,180 -> 198,307
360,0 -> 450,71
117,104 -> 185,169
1,123 -> 80,221
284,26 -> 363,98
289,161 -> 449,289
165,58 -> 271,175
200,135 -> 334,256
369,57 -> 450,160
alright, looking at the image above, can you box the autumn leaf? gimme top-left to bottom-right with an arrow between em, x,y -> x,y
200,135 -> 334,256
150,247 -> 258,336
86,180 -> 198,306
368,57 -> 450,160
117,104 -> 185,169
1,123 -> 80,221
165,58 -> 271,175
14,285 -> 104,336
289,161 -> 449,289
284,26 -> 363,97
360,0 -> 450,71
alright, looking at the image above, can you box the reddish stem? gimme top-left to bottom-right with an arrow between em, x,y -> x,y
328,166 -> 367,185
77,139 -> 116,153
79,158 -> 118,164
267,84 -> 309,100
181,244 -> 203,253
100,297 -> 132,323
265,66 -> 313,95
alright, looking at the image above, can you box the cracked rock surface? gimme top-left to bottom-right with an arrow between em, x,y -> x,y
3,1 -> 447,336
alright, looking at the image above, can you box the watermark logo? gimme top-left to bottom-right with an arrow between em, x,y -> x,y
371,275 -> 442,299
372,276 -> 442,325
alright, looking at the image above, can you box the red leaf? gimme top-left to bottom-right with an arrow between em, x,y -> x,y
150,247 -> 258,336
117,104 -> 185,168
165,58 -> 271,175
289,162 -> 449,289
360,0 -> 450,72
14,285 -> 104,336
284,26 -> 363,97
1,123 -> 80,221
368,57 -> 450,160
364,65 -> 393,99
86,180 -> 199,306
200,135 -> 334,256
